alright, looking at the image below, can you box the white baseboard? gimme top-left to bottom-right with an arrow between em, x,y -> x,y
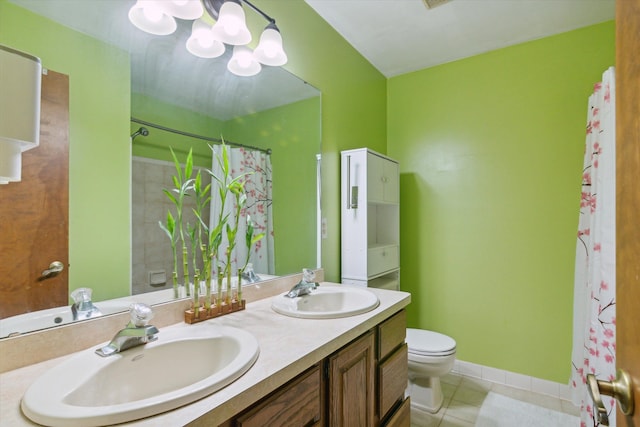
452,360 -> 573,401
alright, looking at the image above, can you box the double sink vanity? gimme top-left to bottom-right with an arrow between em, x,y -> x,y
0,271 -> 411,426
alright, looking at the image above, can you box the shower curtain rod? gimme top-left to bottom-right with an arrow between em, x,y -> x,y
130,117 -> 272,155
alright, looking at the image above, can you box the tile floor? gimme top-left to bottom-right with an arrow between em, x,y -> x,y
410,373 -> 580,427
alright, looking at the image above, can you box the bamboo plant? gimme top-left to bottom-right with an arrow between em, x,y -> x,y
161,140 -> 264,318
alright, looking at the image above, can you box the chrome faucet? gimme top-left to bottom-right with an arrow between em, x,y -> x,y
286,268 -> 319,298
70,287 -> 103,320
95,303 -> 158,357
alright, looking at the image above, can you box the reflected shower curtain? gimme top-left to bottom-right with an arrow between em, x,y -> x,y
570,67 -> 616,427
210,145 -> 275,277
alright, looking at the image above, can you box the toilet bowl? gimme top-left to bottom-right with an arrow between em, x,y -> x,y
406,328 -> 457,414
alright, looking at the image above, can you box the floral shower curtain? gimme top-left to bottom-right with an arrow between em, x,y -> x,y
570,67 -> 616,427
210,145 -> 275,277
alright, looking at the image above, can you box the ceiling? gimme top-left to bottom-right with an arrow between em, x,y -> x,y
305,0 -> 615,77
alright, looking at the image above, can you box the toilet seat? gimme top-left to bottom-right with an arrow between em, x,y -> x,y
406,328 -> 456,357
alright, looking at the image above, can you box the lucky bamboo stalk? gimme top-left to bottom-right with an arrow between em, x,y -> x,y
188,223 -> 200,317
238,214 -> 265,301
159,210 -> 179,298
165,148 -> 195,296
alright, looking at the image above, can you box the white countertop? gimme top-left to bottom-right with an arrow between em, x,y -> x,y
0,284 -> 410,426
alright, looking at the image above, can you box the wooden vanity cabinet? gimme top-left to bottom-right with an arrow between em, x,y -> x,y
220,309 -> 408,427
327,331 -> 376,426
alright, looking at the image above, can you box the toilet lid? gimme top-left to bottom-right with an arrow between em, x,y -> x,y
406,328 -> 456,356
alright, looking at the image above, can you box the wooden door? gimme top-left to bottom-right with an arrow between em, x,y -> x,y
616,0 -> 640,425
0,70 -> 69,318
328,331 -> 375,426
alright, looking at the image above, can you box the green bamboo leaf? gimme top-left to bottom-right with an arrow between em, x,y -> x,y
194,170 -> 202,193
172,175 -> 180,189
182,178 -> 195,194
229,174 -> 248,186
251,233 -> 265,246
170,147 -> 182,182
185,148 -> 193,179
167,210 -> 176,233
222,143 -> 229,176
229,180 -> 243,195
208,169 -> 223,186
163,189 -> 178,206
193,210 -> 210,233
158,221 -> 172,240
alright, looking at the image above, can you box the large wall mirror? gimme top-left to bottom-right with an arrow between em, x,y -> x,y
0,0 -> 321,337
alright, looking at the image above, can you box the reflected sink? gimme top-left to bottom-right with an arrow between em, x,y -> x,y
271,285 -> 379,319
21,324 -> 259,426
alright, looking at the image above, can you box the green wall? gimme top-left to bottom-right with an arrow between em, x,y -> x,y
131,93 -> 223,167
387,21 -> 615,382
255,1 -> 388,282
225,97 -> 321,275
1,1 -> 131,301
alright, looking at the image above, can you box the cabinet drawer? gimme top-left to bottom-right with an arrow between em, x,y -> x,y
378,310 -> 406,360
378,344 -> 408,420
236,365 -> 322,427
382,397 -> 411,427
367,245 -> 398,277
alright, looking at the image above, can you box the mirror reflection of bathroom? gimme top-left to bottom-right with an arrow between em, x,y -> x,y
0,0 -> 321,335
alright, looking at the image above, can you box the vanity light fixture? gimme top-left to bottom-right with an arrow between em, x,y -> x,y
128,0 -> 288,76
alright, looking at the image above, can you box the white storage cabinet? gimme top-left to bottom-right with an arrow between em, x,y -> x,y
341,148 -> 400,290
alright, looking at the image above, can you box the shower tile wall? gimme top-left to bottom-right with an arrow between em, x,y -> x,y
132,157 -> 211,295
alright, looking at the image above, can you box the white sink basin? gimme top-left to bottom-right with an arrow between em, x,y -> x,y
271,285 -> 379,319
21,324 -> 259,426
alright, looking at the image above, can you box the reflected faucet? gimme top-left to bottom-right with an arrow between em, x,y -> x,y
241,263 -> 261,284
95,303 -> 158,357
70,287 -> 103,320
286,268 -> 319,298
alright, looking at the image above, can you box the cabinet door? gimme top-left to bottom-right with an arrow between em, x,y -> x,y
367,152 -> 386,204
379,344 -> 408,420
328,331 -> 375,427
367,152 -> 399,205
382,159 -> 399,204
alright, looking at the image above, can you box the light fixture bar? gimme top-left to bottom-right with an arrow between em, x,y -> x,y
240,0 -> 276,25
203,0 -> 276,26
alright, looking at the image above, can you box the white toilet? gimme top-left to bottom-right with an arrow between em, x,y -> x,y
405,328 -> 457,414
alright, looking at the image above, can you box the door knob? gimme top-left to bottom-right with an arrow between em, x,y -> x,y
587,369 -> 634,426
41,261 -> 64,278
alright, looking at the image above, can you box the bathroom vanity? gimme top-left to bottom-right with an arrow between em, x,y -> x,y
217,310 -> 409,426
0,277 -> 410,426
